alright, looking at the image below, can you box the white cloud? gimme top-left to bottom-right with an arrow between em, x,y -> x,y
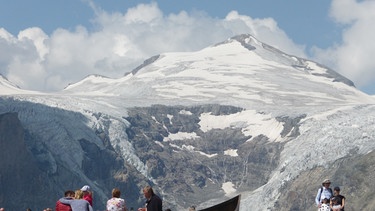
312,0 -> 375,90
0,2 -> 305,92
225,11 -> 306,57
18,27 -> 49,59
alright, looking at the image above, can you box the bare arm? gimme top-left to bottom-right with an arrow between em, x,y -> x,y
341,198 -> 345,209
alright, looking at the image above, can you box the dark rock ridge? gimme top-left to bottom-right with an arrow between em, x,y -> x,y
1,98 -> 375,210
124,104 -> 286,208
0,99 -> 145,210
1,100 -> 302,210
0,112 -> 52,209
1,32 -> 375,211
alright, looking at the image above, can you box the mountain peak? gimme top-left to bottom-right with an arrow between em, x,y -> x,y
62,34 -> 373,107
0,74 -> 40,95
217,34 -> 260,49
221,34 -> 355,88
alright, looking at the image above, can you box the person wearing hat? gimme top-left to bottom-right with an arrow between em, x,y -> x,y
81,185 -> 93,206
315,179 -> 333,209
330,186 -> 345,211
59,189 -> 93,211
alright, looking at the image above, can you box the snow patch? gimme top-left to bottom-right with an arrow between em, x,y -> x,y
182,144 -> 195,151
167,114 -> 173,124
224,149 -> 238,157
222,181 -> 237,196
199,110 -> 284,142
179,109 -> 193,115
163,132 -> 199,141
198,151 -> 217,158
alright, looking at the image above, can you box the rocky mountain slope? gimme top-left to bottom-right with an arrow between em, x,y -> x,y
1,34 -> 375,211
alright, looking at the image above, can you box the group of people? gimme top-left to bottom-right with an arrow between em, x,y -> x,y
1,185 -> 169,211
315,179 -> 346,211
56,185 -> 94,211
55,185 -> 163,211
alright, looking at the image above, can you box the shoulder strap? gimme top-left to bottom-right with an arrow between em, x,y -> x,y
318,187 -> 323,201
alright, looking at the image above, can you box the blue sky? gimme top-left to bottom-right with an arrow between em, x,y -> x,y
0,0 -> 374,94
0,0 -> 337,49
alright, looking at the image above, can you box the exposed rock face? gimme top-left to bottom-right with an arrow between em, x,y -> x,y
0,110 -> 143,210
1,101 -> 375,211
273,149 -> 375,211
0,112 -> 52,209
0,103 -> 291,210
124,105 -> 285,208
1,33 -> 375,210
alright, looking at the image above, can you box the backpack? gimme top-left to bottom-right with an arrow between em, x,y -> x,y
318,187 -> 333,202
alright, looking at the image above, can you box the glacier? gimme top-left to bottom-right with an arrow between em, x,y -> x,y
1,34 -> 375,210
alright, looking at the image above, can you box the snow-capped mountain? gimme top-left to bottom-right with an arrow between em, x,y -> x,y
1,34 -> 375,211
62,34 -> 372,106
0,74 -> 41,95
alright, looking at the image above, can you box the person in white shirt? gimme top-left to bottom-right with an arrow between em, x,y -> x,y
106,188 -> 127,211
315,179 -> 333,209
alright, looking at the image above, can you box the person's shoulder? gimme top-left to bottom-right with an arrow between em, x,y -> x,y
82,199 -> 91,206
112,197 -> 125,202
77,199 -> 89,203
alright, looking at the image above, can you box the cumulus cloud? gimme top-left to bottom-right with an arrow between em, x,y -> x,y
312,0 -> 375,92
0,2 -> 306,92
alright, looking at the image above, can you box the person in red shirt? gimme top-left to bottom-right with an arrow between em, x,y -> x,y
56,190 -> 75,211
81,185 -> 93,206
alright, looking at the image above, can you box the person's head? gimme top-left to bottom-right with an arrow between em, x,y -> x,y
45,208 -> 52,211
334,186 -> 341,194
81,185 -> 91,195
26,209 -> 32,211
322,179 -> 331,187
142,185 -> 155,199
189,206 -> 196,211
0,208 -> 4,211
75,189 -> 84,199
65,190 -> 75,198
321,198 -> 329,204
112,188 -> 121,198
165,209 -> 171,211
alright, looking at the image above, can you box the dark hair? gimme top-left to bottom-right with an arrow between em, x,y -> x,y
64,190 -> 75,197
334,186 -> 340,191
189,206 -> 196,211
